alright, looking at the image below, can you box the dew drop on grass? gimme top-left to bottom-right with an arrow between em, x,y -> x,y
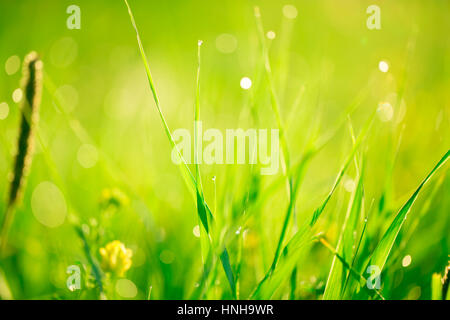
192,225 -> 200,238
266,31 -> 276,40
240,77 -> 252,90
379,60 -> 389,73
5,55 -> 20,75
0,102 -> 9,120
31,181 -> 67,228
116,279 -> 138,298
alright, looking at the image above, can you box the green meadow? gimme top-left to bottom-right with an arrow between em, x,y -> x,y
0,0 -> 448,300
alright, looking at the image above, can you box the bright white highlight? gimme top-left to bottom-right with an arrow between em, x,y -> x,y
266,31 -> 276,40
240,77 -> 252,90
379,61 -> 389,73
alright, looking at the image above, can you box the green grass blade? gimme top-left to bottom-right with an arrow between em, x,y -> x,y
220,249 -> 237,298
251,112 -> 374,298
124,0 -> 195,194
323,164 -> 364,299
319,237 -> 385,300
431,273 -> 442,300
367,150 -> 449,273
254,6 -> 290,172
309,112 -> 374,227
124,0 -> 235,298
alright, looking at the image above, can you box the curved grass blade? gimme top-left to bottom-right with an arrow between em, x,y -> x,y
251,112 -> 374,298
124,1 -> 235,297
366,150 -> 449,273
319,237 -> 385,300
124,0 -> 196,195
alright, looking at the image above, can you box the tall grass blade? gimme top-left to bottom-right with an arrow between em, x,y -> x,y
323,163 -> 364,299
123,0 -> 196,195
366,150 -> 449,273
251,112 -> 374,298
124,0 -> 235,297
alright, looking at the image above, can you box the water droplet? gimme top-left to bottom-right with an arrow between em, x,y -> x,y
266,31 -> 276,40
192,225 -> 200,238
240,77 -> 252,90
378,60 -> 389,73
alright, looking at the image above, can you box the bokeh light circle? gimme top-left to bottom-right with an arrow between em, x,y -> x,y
31,181 -> 67,228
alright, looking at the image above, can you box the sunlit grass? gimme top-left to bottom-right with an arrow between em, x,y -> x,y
0,0 -> 448,300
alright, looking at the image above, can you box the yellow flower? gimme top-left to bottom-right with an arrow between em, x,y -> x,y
99,240 -> 133,276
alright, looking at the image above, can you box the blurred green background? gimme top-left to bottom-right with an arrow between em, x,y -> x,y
0,0 -> 448,299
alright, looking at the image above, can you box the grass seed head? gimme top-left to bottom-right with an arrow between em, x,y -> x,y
8,51 -> 43,207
